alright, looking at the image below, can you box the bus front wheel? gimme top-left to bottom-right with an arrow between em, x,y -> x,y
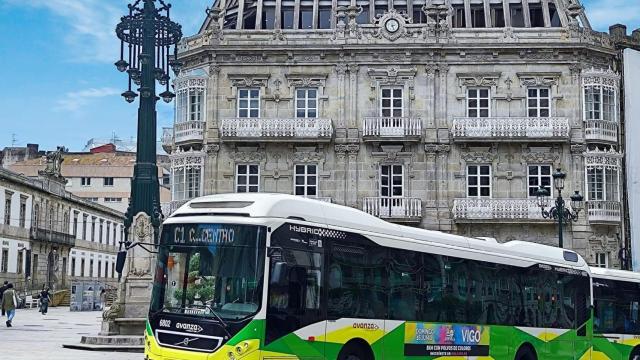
337,339 -> 374,360
514,345 -> 537,360
630,347 -> 640,360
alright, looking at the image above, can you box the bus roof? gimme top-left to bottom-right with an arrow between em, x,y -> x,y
169,193 -> 588,269
590,267 -> 640,283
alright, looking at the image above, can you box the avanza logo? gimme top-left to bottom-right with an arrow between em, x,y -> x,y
353,322 -> 380,331
176,322 -> 204,333
289,225 -> 347,239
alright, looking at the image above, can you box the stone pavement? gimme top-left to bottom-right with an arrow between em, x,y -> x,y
0,307 -> 141,360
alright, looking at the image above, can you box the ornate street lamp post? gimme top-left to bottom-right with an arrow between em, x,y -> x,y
535,168 -> 584,249
114,0 -> 182,260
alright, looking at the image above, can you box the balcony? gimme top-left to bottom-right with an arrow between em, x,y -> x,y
363,117 -> 422,141
175,120 -> 206,144
363,197 -> 422,223
585,120 -> 618,143
30,228 -> 75,247
220,118 -> 333,142
451,117 -> 570,142
587,201 -> 621,224
452,198 -> 549,222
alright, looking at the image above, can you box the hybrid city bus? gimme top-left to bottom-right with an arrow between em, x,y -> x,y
143,193 -> 627,360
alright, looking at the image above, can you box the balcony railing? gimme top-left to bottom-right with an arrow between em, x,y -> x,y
30,227 -> 75,247
221,118 -> 333,141
587,200 -> 621,223
175,120 -> 206,144
363,197 -> 422,221
585,120 -> 618,143
452,198 -> 547,221
363,117 -> 422,138
451,117 -> 570,141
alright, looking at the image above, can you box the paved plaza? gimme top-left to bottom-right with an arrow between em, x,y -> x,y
0,307 -> 141,360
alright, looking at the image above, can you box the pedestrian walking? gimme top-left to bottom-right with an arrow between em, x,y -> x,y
2,283 -> 18,327
0,280 -> 8,316
99,289 -> 107,311
39,287 -> 51,315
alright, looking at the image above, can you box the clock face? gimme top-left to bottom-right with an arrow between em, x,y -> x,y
385,18 -> 400,33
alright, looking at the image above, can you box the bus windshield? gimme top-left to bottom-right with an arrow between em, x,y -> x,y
150,223 -> 266,321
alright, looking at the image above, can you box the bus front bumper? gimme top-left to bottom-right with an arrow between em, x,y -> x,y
145,331 -> 262,360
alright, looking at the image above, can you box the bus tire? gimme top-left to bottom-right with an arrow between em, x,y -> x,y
337,339 -> 374,360
630,347 -> 640,360
514,344 -> 537,360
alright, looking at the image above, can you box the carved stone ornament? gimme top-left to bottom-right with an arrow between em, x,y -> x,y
291,151 -> 324,163
286,74 -> 328,88
367,66 -> 417,85
335,63 -> 348,76
371,9 -> 412,41
461,149 -> 498,163
424,144 -> 451,154
128,212 -> 154,277
517,73 -> 561,87
232,150 -> 266,163
205,144 -> 220,155
228,74 -> 270,88
335,144 -> 360,161
457,73 -> 500,87
522,148 -> 560,165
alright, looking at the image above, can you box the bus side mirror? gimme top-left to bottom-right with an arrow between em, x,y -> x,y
115,250 -> 127,274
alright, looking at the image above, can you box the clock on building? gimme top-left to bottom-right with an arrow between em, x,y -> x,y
385,18 -> 400,33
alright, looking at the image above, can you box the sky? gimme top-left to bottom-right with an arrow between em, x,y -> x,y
0,0 -> 639,152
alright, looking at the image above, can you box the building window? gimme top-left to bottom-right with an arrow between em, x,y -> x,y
587,167 -> 619,201
595,252 -> 609,268
91,217 -> 96,242
585,85 -> 616,122
80,258 -> 85,277
103,177 -> 114,186
237,88 -> 260,118
189,89 -> 204,121
1,249 -> 8,272
262,6 -> 275,29
451,5 -> 466,27
510,3 -> 525,27
19,196 -> 27,228
113,226 -> 117,246
294,164 -> 318,197
549,3 -> 562,27
380,165 -> 404,197
300,7 -> 313,28
99,219 -> 104,244
32,254 -> 38,282
73,212 -> 79,237
318,7 -> 332,28
527,88 -> 550,117
236,164 -> 260,193
529,4 -> 545,27
470,5 -> 486,27
104,261 -> 108,278
111,262 -> 115,278
17,250 -> 23,274
81,177 -> 91,186
490,4 -> 505,27
467,88 -> 490,117
106,222 -> 111,245
104,197 -> 123,203
528,165 -> 552,197
33,204 -> 39,229
98,260 -> 102,278
467,165 -> 492,198
296,88 -> 318,118
381,88 -> 403,117
82,214 -> 88,240
84,197 -> 99,202
89,259 -> 94,278
4,193 -> 11,225
71,257 -> 76,276
172,166 -> 202,201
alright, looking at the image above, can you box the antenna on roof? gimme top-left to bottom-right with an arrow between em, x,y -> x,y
11,133 -> 17,147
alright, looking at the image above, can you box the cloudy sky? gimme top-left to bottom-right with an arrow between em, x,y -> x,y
0,0 -> 638,151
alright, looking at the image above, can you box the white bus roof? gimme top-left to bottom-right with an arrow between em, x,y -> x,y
590,267 -> 640,283
169,193 -> 588,269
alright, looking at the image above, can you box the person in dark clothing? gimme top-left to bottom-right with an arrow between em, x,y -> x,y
39,287 -> 51,315
0,281 -> 8,316
2,283 -> 17,327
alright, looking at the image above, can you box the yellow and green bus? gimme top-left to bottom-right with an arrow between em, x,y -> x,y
143,193 -> 631,360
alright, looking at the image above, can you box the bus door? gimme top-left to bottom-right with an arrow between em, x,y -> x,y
573,277 -> 591,360
265,226 -> 326,360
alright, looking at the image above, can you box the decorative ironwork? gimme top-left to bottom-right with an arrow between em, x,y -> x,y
363,117 -> 422,137
452,117 -> 570,140
452,198 -> 544,221
584,120 -> 618,143
221,118 -> 333,139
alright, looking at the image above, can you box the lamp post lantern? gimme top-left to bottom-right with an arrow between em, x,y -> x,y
114,0 -> 182,261
535,168 -> 584,249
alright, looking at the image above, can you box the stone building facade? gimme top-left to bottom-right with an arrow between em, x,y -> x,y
162,0 -> 640,269
0,159 -> 124,291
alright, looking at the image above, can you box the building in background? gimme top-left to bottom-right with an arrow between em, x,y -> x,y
163,0 -> 640,269
0,150 -> 123,291
9,144 -> 171,213
0,144 -> 43,169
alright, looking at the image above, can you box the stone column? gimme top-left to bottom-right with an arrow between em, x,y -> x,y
335,63 -> 348,139
204,144 -> 220,195
425,64 -> 437,142
436,63 -> 450,140
347,63 -> 359,139
346,144 -> 360,207
208,64 -> 221,138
